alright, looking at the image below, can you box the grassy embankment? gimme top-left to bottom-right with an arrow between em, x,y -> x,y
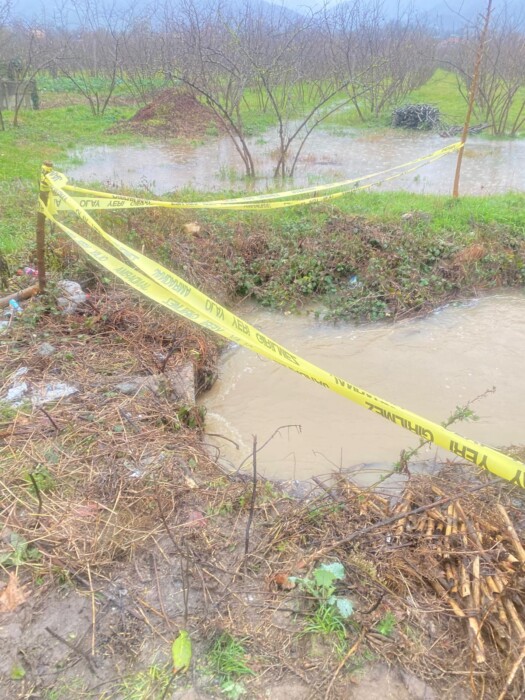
1,69 -> 524,322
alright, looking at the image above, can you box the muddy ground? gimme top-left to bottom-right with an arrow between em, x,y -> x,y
1,279 -> 525,700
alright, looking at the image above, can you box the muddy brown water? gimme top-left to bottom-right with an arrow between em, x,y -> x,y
66,128 -> 525,195
201,293 -> 525,482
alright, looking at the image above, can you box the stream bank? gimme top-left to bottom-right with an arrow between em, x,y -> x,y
1,283 -> 524,700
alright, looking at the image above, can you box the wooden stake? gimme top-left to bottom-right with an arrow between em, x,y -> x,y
472,556 -> 481,611
430,578 -> 466,618
452,0 -> 493,197
36,163 -> 53,293
496,640 -> 525,700
467,613 -> 486,664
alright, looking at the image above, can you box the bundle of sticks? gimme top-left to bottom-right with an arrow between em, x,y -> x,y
343,479 -> 525,665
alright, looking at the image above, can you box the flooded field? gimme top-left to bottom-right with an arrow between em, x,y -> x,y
202,293 -> 525,482
65,128 -> 525,195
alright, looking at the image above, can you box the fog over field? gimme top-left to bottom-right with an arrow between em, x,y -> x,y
9,0 -> 498,28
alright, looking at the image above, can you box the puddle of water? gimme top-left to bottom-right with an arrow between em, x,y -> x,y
201,293 -> 525,483
66,129 -> 525,195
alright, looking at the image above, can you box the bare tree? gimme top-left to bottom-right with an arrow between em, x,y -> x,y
3,20 -> 53,126
136,0 -> 437,179
439,1 -> 525,135
119,10 -> 164,106
164,0 -> 257,177
0,0 -> 9,25
0,0 -> 10,129
250,1 -> 434,177
54,0 -> 129,115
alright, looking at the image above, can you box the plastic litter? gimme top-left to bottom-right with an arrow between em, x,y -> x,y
9,299 -> 23,314
56,280 -> 88,313
2,367 -> 77,407
37,342 -> 56,357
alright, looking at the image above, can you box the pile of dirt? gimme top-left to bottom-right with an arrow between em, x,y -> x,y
123,89 -> 226,139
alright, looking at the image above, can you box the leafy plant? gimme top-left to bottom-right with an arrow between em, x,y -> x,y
0,532 -> 41,568
292,562 -> 353,614
291,561 -> 354,643
221,681 -> 247,700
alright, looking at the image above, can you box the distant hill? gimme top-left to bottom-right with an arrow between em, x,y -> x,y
11,0 -> 301,24
10,0 -> 525,32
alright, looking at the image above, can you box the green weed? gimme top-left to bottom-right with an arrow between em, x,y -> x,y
24,466 -> 55,494
394,391 -> 490,473
0,532 -> 42,568
0,401 -> 17,422
375,611 -> 397,637
43,678 -> 89,699
117,664 -> 172,700
303,602 -> 347,646
292,562 -> 354,649
208,633 -> 255,698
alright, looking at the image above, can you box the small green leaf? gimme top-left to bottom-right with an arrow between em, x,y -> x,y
317,562 -> 345,582
172,629 -> 192,673
313,567 -> 336,589
10,664 -> 26,680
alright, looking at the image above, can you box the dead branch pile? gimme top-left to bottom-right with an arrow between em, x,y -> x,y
439,122 -> 490,137
392,104 -> 441,130
341,478 -> 525,663
317,473 -> 525,698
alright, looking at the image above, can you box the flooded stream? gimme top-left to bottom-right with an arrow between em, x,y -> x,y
66,128 -> 525,195
202,293 -> 525,482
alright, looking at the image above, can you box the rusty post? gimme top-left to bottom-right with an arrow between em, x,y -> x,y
36,162 -> 53,293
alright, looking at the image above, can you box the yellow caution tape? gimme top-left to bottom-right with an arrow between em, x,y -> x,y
41,174 -> 525,489
53,142 -> 462,212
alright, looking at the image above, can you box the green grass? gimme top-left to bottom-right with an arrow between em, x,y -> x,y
207,633 -> 254,697
405,69 -> 468,124
336,189 -> 525,232
0,103 -> 142,256
406,68 -> 525,132
192,187 -> 525,239
116,664 -> 172,700
0,104 -> 137,182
